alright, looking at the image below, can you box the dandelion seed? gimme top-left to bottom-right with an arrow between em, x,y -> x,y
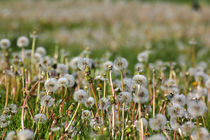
171,94 -> 186,106
44,78 -> 58,92
103,61 -> 113,71
17,36 -> 29,48
146,134 -> 166,140
17,129 -> 34,140
117,91 -> 132,104
56,63 -> 68,74
5,131 -> 16,140
133,86 -> 149,103
98,97 -> 110,110
82,110 -> 91,120
132,74 -> 147,86
0,38 -> 10,49
33,113 -> 47,123
36,46 -> 46,56
137,51 -> 149,63
78,57 -> 92,71
180,121 -> 195,136
73,89 -> 88,103
114,57 -> 128,71
167,103 -> 185,118
40,95 -> 54,108
187,100 -> 207,118
149,114 -> 167,130
191,127 -> 209,140
58,77 -> 69,88
134,118 -> 148,130
135,63 -> 144,73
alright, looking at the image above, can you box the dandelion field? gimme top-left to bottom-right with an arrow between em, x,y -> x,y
0,0 -> 210,140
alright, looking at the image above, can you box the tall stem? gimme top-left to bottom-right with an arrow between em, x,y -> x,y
65,103 -> 80,131
109,71 -> 115,138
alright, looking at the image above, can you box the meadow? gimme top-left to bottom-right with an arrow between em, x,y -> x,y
0,0 -> 209,139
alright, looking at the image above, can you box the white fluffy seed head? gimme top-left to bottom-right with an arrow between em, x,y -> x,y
146,134 -> 166,140
187,100 -> 207,118
205,79 -> 210,88
57,77 -> 69,88
133,86 -> 149,104
33,113 -> 47,124
5,131 -> 16,140
134,118 -> 148,130
78,57 -> 92,71
167,103 -> 185,118
73,89 -> 88,103
44,78 -> 58,92
137,51 -> 149,63
17,36 -> 29,48
85,97 -> 95,108
103,61 -> 113,71
70,56 -> 81,70
82,110 -> 91,120
36,46 -> 46,56
132,74 -> 147,86
191,127 -> 209,140
135,63 -> 144,73
149,114 -> 167,131
40,95 -> 54,108
17,129 -> 34,140
56,64 -> 68,74
114,57 -> 128,71
172,94 -> 186,106
181,121 -> 195,136
64,74 -> 75,88
117,92 -> 132,104
0,38 -> 11,49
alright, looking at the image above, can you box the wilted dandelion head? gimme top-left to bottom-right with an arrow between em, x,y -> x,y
137,51 -> 149,63
85,97 -> 95,108
44,78 -> 58,92
56,64 -> 68,74
33,113 -> 47,124
114,57 -> 128,71
73,89 -> 88,103
40,95 -> 54,108
0,38 -> 11,49
103,61 -> 113,71
64,74 -> 75,88
191,127 -> 209,140
146,134 -> 166,140
58,77 -> 69,88
180,121 -> 195,136
187,100 -> 207,118
78,57 -> 92,71
149,114 -> 167,131
17,36 -> 29,48
167,103 -> 185,118
5,131 -> 16,140
98,97 -> 110,110
117,91 -> 132,104
135,63 -> 144,73
90,117 -> 103,128
133,86 -> 149,104
132,74 -> 147,86
36,46 -> 46,56
172,94 -> 186,106
17,129 -> 34,140
134,118 -> 148,130
82,110 -> 91,120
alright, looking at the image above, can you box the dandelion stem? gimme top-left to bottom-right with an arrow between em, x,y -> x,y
65,103 -> 80,131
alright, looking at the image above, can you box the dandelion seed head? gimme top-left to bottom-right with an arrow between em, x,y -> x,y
147,134 -> 166,140
0,38 -> 11,49
117,91 -> 132,104
36,46 -> 46,56
137,51 -> 149,63
58,77 -> 69,88
78,57 -> 92,71
133,86 -> 149,103
134,118 -> 148,130
5,131 -> 16,140
82,110 -> 91,120
17,36 -> 29,48
70,56 -> 81,70
167,103 -> 185,118
85,97 -> 95,108
56,64 -> 68,74
40,95 -> 54,108
73,89 -> 88,103
103,61 -> 113,71
114,57 -> 128,71
44,78 -> 58,92
181,121 -> 195,136
172,94 -> 186,106
98,97 -> 110,110
17,129 -> 34,140
135,63 -> 144,73
191,127 -> 209,140
33,113 -> 47,124
64,74 -> 75,88
187,100 -> 207,118
149,114 -> 166,130
132,74 -> 147,86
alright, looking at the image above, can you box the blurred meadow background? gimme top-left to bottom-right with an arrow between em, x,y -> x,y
0,0 -> 210,71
